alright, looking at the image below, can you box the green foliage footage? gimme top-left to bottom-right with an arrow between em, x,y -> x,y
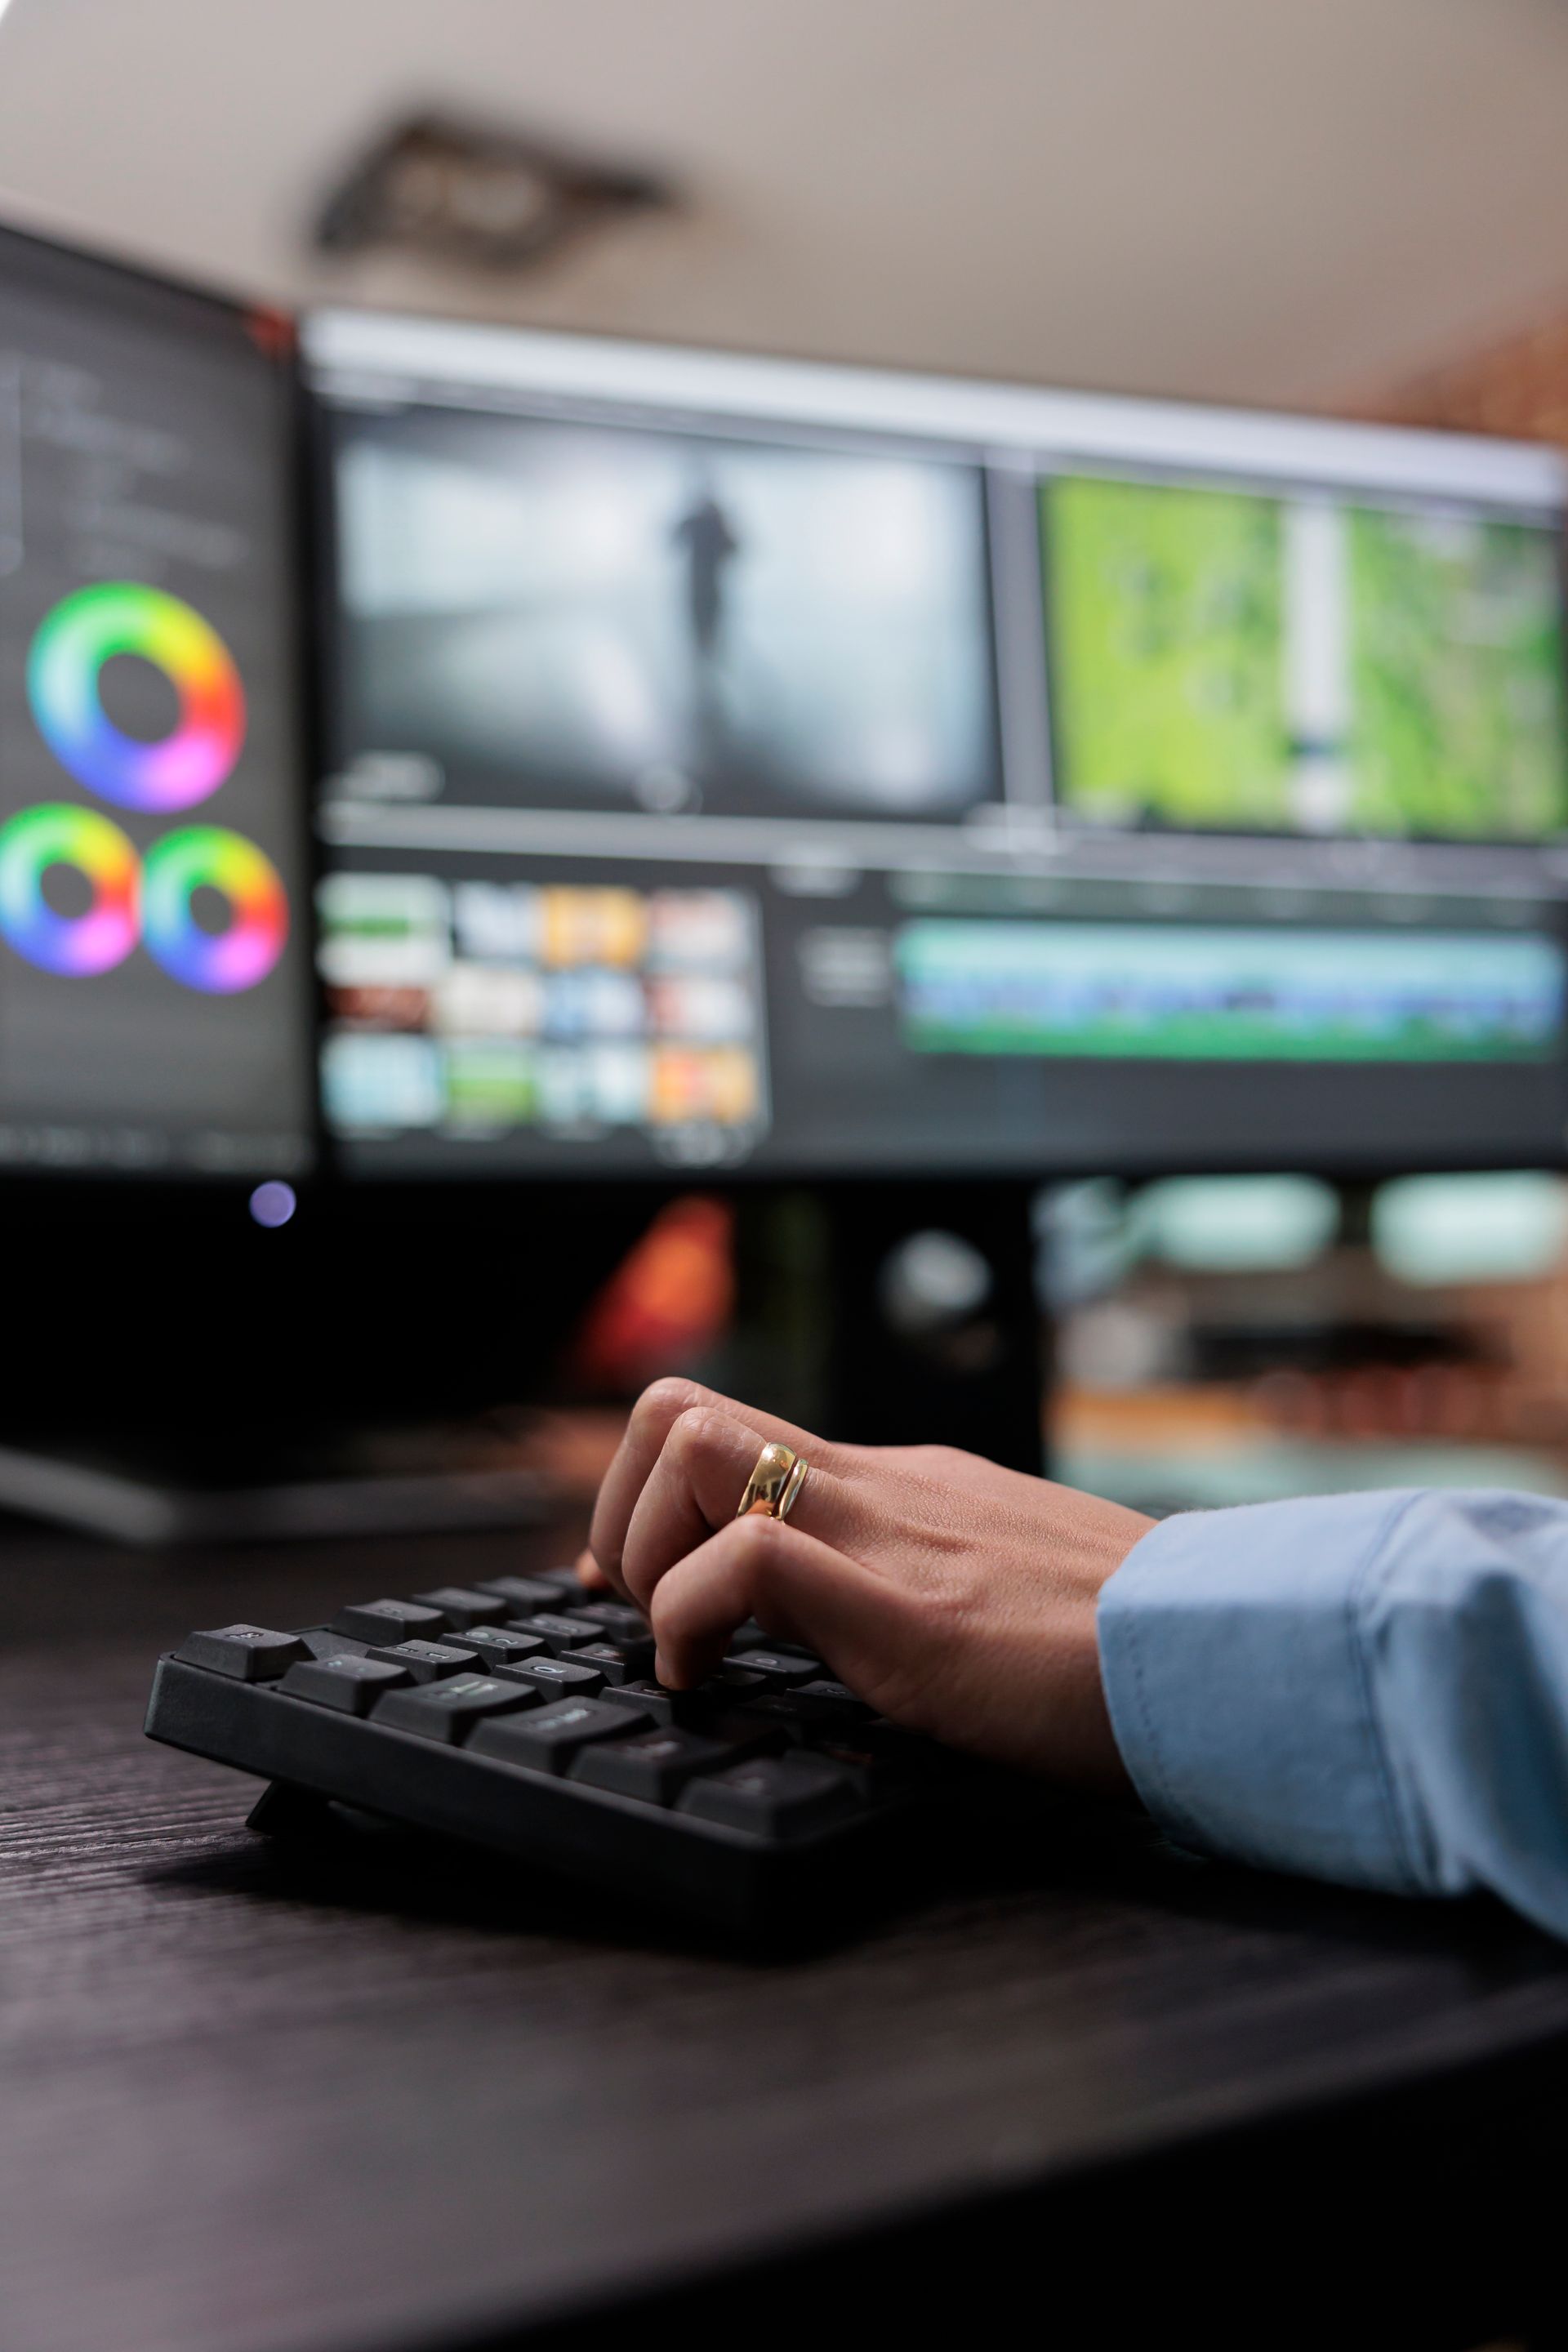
1351,510 -> 1568,839
1046,476 -> 1285,826
1043,475 -> 1568,839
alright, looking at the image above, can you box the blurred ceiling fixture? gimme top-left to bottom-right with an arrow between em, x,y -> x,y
313,112 -> 672,272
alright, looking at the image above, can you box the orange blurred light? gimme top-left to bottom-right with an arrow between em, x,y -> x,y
570,1193 -> 735,1393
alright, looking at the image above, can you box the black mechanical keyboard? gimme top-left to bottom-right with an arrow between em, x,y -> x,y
145,1567 -> 1013,1932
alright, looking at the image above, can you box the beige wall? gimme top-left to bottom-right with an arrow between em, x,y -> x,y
1362,310 -> 1568,448
2,0 -> 1568,410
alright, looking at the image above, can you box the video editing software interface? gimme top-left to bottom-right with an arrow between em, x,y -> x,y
0,226 -> 312,1178
6,220 -> 1561,1201
305,313 -> 1568,1178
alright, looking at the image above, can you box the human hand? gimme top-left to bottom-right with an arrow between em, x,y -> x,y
584,1378 -> 1154,1789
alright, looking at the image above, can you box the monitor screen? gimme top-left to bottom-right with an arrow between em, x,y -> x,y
305,311 -> 1568,1178
0,224 -> 313,1179
1044,474 -> 1568,842
333,408 -> 996,823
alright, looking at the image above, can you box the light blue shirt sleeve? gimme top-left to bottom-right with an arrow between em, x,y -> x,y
1096,1488 -> 1568,1938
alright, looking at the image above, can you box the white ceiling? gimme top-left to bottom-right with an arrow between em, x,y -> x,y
1,0 -> 1567,408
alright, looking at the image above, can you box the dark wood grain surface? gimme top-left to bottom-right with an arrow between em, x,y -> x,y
4,1521 -> 1568,2352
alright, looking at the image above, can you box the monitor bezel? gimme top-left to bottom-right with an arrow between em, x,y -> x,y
299,305 -> 1568,1188
0,212 -> 323,1201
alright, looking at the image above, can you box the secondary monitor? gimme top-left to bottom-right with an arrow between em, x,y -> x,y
0,223 -> 314,1179
304,310 -> 1568,1179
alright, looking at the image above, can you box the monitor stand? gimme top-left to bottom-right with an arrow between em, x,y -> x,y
0,1184 -> 657,1549
0,1183 -> 1043,1546
0,1414 -> 561,1547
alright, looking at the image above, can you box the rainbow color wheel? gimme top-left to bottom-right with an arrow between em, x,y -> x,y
28,584 -> 246,811
0,803 -> 140,975
140,826 -> 287,993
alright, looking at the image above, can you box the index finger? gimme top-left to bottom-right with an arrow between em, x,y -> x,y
588,1376 -> 831,1594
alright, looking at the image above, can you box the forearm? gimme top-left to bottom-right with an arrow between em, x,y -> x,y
1098,1487 -> 1568,1936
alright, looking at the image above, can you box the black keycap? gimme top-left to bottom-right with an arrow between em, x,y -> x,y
679,1754 -> 859,1836
724,1649 -> 822,1688
608,1634 -> 658,1679
561,1641 -> 655,1686
532,1566 -> 592,1596
808,1731 -> 929,1797
794,1679 -> 876,1723
725,1690 -> 817,1740
301,1627 -> 368,1659
174,1625 -> 309,1682
600,1677 -> 680,1725
707,1717 -> 795,1767
372,1674 -> 533,1744
470,1696 -> 648,1772
727,1619 -> 773,1650
576,1601 -> 650,1641
474,1576 -> 564,1617
409,1586 -> 509,1630
598,1681 -> 784,1744
572,1727 -> 737,1806
453,1625 -> 547,1668
280,1654 -> 412,1714
332,1598 -> 448,1646
528,1610 -> 612,1655
494,1655 -> 606,1699
365,1639 -> 482,1682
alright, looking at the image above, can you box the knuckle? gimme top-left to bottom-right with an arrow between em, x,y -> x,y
665,1405 -> 733,1468
635,1375 -> 713,1434
904,1443 -> 969,1477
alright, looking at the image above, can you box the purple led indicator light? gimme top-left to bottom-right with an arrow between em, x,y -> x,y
248,1180 -> 296,1229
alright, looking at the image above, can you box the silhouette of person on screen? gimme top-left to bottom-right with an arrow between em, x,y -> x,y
670,483 -> 741,777
672,489 -> 739,668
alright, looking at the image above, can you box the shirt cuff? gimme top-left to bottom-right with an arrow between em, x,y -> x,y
1096,1491 -> 1429,1894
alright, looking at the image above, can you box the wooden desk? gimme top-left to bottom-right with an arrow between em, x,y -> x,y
3,1521 -> 1566,2352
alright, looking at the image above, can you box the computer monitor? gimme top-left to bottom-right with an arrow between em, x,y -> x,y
0,223 -> 314,1180
303,310 -> 1568,1180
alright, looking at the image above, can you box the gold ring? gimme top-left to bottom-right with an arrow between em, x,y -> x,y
736,1441 -> 809,1523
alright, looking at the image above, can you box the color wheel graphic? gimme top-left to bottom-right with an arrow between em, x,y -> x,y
28,583 -> 246,811
140,826 -> 287,994
0,804 -> 140,975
